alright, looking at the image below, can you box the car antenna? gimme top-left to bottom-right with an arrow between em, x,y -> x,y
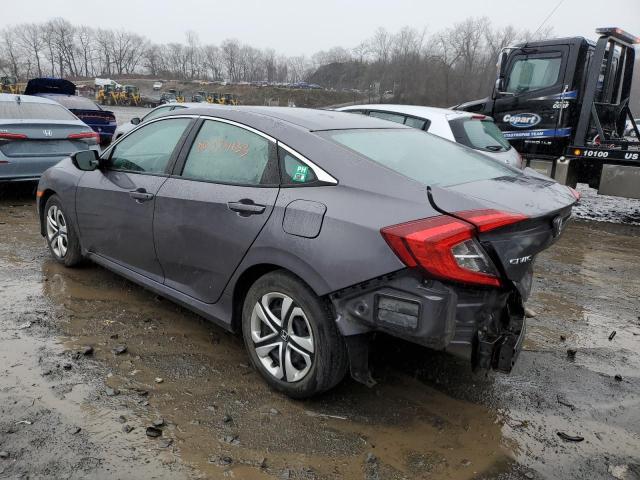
531,0 -> 565,40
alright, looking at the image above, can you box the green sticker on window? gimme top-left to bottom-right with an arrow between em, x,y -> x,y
292,164 -> 309,182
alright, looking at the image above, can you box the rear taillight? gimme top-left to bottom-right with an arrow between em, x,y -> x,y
456,209 -> 527,232
381,210 -> 527,287
568,186 -> 581,201
68,131 -> 99,143
0,132 -> 28,140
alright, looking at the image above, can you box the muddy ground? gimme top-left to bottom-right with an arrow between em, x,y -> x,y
0,182 -> 639,480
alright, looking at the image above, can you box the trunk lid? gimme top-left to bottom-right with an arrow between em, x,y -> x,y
429,173 -> 576,298
0,121 -> 95,157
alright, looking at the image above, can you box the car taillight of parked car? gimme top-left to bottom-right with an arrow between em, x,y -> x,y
0,132 -> 28,141
381,210 -> 527,287
68,131 -> 99,145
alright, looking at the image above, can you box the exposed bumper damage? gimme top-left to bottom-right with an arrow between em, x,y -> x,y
330,269 -> 527,385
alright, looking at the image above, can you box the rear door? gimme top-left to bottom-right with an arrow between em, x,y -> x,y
154,118 -> 280,303
75,117 -> 194,282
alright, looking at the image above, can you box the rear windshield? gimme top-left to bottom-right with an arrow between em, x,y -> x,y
449,117 -> 511,152
0,100 -> 77,120
46,95 -> 101,111
321,129 -> 518,187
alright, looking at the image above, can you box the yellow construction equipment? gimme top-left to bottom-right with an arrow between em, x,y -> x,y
96,84 -> 120,106
168,89 -> 185,103
221,93 -> 239,105
0,76 -> 20,94
122,85 -> 141,106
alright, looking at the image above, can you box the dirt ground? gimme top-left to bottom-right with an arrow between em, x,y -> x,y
0,182 -> 639,480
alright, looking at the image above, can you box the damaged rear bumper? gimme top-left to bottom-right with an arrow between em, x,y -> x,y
330,270 -> 526,382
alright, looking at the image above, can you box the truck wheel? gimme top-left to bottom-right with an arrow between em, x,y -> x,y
242,271 -> 348,398
44,195 -> 82,267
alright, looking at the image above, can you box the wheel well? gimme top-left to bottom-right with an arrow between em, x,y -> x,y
230,263 -> 324,334
230,264 -> 281,333
38,189 -> 56,236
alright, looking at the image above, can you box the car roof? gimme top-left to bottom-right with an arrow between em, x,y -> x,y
175,106 -> 409,131
338,104 -> 474,120
0,93 -> 62,105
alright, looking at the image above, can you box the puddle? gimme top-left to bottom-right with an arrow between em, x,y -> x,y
2,187 -> 639,479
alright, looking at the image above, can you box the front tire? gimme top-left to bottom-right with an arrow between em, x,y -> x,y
44,195 -> 82,267
242,271 -> 348,398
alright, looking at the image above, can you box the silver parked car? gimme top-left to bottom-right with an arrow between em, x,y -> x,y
0,93 -> 99,182
337,104 -> 524,168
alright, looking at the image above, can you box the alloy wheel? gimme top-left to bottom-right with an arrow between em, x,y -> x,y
46,205 -> 68,258
250,292 -> 315,383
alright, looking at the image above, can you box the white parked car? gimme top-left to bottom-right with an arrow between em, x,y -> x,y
112,103 -> 219,141
337,104 -> 524,169
153,81 -> 163,91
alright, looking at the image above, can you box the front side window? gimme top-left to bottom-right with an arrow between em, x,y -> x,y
181,120 -> 276,185
321,129 -> 517,187
505,56 -> 562,93
143,105 -> 173,122
109,118 -> 191,173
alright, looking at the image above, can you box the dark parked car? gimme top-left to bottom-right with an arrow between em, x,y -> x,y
0,93 -> 99,182
36,107 -> 578,397
25,78 -> 117,145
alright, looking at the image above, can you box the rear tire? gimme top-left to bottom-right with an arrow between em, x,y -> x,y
242,271 -> 348,398
44,195 -> 82,267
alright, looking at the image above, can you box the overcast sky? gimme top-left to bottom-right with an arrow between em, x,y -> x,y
1,0 -> 639,55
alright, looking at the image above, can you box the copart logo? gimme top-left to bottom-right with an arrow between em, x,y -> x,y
503,113 -> 541,128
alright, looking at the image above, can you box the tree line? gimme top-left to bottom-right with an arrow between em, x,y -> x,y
0,17 -> 552,106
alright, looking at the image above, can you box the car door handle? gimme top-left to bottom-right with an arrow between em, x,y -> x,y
129,188 -> 154,202
227,200 -> 266,216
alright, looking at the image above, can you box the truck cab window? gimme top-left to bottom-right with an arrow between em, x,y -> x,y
506,57 -> 562,93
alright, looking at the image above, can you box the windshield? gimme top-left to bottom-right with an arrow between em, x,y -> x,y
321,128 -> 519,187
0,100 -> 77,120
449,117 -> 512,152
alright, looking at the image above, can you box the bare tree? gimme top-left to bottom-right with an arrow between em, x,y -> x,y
16,24 -> 44,77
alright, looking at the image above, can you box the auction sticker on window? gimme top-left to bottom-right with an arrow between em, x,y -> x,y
293,165 -> 309,182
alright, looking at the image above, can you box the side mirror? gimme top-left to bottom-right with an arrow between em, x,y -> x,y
131,117 -> 141,125
71,150 -> 99,171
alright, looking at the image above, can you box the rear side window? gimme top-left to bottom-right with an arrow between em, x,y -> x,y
0,100 -> 77,120
449,118 -> 512,152
404,116 -> 428,130
321,129 -> 517,187
279,146 -> 318,185
506,56 -> 562,93
369,111 -> 405,125
181,120 -> 277,185
109,118 -> 191,174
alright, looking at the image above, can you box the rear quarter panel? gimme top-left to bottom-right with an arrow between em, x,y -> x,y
226,182 -> 440,297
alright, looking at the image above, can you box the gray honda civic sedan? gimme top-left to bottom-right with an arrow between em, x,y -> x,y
36,106 -> 578,398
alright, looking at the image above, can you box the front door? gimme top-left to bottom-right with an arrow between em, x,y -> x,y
492,46 -> 570,158
154,118 -> 280,303
75,117 -> 194,282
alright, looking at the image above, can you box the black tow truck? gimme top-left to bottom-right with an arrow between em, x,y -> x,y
457,27 -> 640,199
